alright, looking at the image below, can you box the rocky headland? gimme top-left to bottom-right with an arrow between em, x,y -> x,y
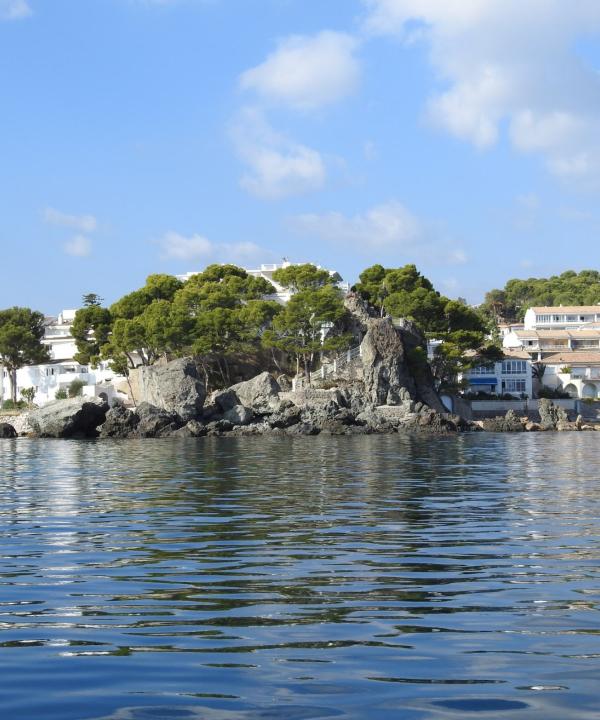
2,315 -> 597,440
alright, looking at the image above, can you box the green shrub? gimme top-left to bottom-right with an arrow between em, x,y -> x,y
68,379 -> 85,398
55,388 -> 68,400
1,399 -> 26,411
537,386 -> 571,399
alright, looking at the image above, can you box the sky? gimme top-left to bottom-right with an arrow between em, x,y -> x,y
2,0 -> 600,312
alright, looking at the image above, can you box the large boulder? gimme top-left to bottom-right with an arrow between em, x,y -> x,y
135,403 -> 182,437
99,405 -> 140,438
360,318 -> 446,412
136,358 -> 206,421
0,423 -> 17,438
228,372 -> 281,413
223,405 -> 255,426
29,397 -> 108,438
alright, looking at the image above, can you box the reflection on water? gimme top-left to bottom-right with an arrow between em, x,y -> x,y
1,434 -> 600,720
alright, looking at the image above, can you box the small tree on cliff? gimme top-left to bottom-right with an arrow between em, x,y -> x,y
0,307 -> 49,402
263,285 -> 350,384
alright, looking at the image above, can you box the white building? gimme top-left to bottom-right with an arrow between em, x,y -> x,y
0,309 -> 125,407
523,305 -> 600,330
463,350 -> 533,398
177,260 -> 350,304
503,304 -> 600,399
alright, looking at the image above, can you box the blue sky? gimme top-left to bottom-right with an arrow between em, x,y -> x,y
2,0 -> 600,312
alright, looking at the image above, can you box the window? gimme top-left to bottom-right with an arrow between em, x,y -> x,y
502,360 -> 527,375
537,314 -> 551,323
504,379 -> 526,393
470,365 -> 495,375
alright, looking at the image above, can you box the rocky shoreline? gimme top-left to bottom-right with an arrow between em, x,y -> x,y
1,316 -> 598,440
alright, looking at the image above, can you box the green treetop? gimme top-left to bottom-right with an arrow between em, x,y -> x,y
263,284 -> 350,383
0,307 -> 49,402
272,263 -> 336,292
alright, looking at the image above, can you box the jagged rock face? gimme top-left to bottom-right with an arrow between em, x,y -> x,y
359,318 -> 446,412
224,405 -> 255,426
29,397 -> 108,438
228,372 -> 281,413
343,292 -> 376,333
481,410 -> 525,432
99,405 -> 140,438
99,402 -> 183,438
135,403 -> 182,437
539,399 -> 570,430
137,358 -> 206,422
0,423 -> 17,438
360,319 -> 418,406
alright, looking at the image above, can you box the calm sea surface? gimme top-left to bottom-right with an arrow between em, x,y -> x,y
1,434 -> 599,720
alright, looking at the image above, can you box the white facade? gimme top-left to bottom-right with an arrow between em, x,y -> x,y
463,353 -> 533,398
0,308 -> 125,407
503,305 -> 600,399
524,305 -> 600,330
1,360 -> 123,406
177,261 -> 350,305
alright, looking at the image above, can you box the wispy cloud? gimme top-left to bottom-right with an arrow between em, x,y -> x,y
363,0 -> 600,184
0,0 -> 31,20
44,207 -> 98,233
240,30 -> 360,111
64,235 -> 92,257
159,230 -> 266,265
231,107 -> 326,199
290,200 -> 468,265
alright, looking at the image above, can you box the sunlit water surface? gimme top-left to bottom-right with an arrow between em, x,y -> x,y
1,434 -> 599,719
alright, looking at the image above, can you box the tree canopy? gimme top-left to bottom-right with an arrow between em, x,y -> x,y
355,263 -> 501,389
481,270 -> 600,321
0,307 -> 49,402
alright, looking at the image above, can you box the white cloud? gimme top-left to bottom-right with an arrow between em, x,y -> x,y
290,200 -> 467,264
363,0 -> 600,183
0,0 -> 31,20
64,235 -> 92,257
44,207 -> 98,233
292,201 -> 422,249
159,231 -> 265,264
240,31 -> 360,111
232,107 -> 326,199
159,231 -> 212,260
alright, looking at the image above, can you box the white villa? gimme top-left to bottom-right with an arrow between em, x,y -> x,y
177,260 -> 350,304
0,309 -> 125,407
503,305 -> 600,399
463,349 -> 533,398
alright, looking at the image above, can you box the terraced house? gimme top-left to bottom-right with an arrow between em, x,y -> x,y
503,305 -> 600,399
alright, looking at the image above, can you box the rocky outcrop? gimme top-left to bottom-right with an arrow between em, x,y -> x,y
29,397 -> 108,438
99,405 -> 141,438
481,410 -> 525,432
360,318 -> 446,412
539,399 -> 570,431
0,423 -> 17,438
136,358 -> 206,422
223,405 -> 254,426
99,402 -> 182,438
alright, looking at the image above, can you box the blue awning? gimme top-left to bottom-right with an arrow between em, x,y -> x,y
468,377 -> 498,385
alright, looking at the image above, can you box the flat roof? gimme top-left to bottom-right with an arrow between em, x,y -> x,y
530,306 -> 600,314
